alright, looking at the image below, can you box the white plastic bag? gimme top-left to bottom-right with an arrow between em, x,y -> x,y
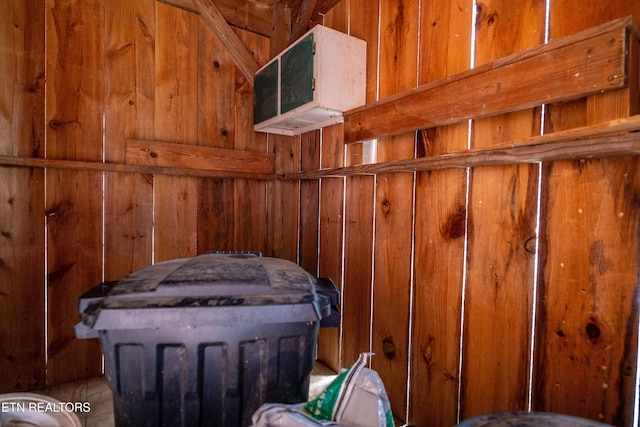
251,353 -> 395,427
305,353 -> 395,427
250,403 -> 339,427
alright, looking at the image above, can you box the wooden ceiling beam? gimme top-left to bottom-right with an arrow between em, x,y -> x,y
191,0 -> 260,84
315,0 -> 343,14
211,0 -> 273,37
270,3 -> 292,56
157,0 -> 200,14
290,0 -> 318,42
287,0 -> 345,43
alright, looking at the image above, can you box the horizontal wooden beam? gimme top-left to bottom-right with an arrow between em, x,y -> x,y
125,139 -> 275,175
344,15 -> 638,143
282,115 -> 640,179
0,142 -> 275,180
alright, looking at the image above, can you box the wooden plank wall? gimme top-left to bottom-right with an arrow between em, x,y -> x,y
2,0 -> 639,426
0,0 -> 271,391
297,1 -> 640,426
0,0 -> 46,392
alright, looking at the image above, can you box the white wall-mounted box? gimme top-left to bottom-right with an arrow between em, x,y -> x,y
253,25 -> 366,136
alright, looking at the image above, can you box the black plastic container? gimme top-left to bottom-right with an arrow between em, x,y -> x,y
76,252 -> 339,427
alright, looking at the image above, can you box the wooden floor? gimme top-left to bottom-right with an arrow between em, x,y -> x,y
35,363 -> 337,427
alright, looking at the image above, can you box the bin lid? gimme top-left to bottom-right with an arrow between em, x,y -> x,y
79,252 -> 332,330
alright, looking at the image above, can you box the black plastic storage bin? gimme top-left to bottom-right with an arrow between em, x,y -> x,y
75,252 -> 339,427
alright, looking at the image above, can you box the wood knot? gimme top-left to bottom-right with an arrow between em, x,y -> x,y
442,205 -> 466,239
586,322 -> 601,340
382,336 -> 396,359
381,200 -> 391,215
524,235 -> 537,254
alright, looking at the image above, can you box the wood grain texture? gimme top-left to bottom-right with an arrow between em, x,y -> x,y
197,177 -> 234,252
1,184 -> 45,379
212,0 -> 273,37
46,170 -> 104,385
0,154 -> 277,179
232,178 -> 268,252
341,172 -> 375,365
281,117 -> 640,179
191,0 -> 259,83
317,123 -> 345,372
125,139 -> 275,176
0,0 -> 46,392
232,30 -> 269,253
104,172 -> 154,279
2,0 -> 273,392
460,0 -> 544,418
338,0 -> 378,371
533,4 -> 640,425
409,0 -> 472,423
157,0 -> 198,14
316,6 -> 348,372
104,0 -> 155,281
269,134 -> 300,262
537,155 -> 640,425
198,19 -> 236,150
299,130 -> 320,274
45,0 -> 104,385
153,3 -> 199,262
0,167 -> 45,392
344,20 -> 632,143
154,174 -> 199,261
371,0 -> 420,419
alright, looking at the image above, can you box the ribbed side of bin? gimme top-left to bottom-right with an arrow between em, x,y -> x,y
103,322 -> 317,427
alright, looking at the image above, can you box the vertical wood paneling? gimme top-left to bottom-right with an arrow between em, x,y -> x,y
323,0 -> 348,32
410,0 -> 473,423
45,170 -> 104,386
269,134 -> 299,262
198,178 -> 234,251
341,171 -> 375,366
534,3 -> 640,425
153,3 -> 198,262
340,0 -> 378,369
316,0 -> 348,373
233,178 -> 268,252
197,18 -> 236,252
372,0 -> 419,420
0,168 -> 45,392
233,30 -> 269,253
537,155 -> 640,425
0,0 -> 46,392
0,1 -> 45,159
3,0 -> 276,391
299,131 -> 320,273
45,0 -> 104,385
372,154 -> 414,421
348,0 -> 379,106
460,0 -> 545,419
198,19 -> 236,150
104,0 -> 155,281
317,123 -> 345,372
1,3 -> 638,423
